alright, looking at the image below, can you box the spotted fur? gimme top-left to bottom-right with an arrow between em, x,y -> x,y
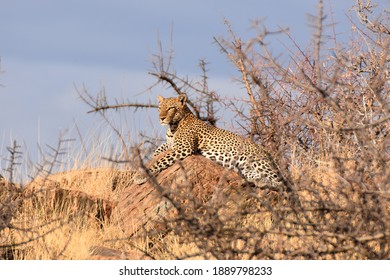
135,95 -> 284,187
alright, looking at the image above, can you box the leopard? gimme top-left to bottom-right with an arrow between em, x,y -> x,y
134,94 -> 285,188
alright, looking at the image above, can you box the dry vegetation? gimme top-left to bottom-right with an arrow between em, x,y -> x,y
1,0 -> 389,259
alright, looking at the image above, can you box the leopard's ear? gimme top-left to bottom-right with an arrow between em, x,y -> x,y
178,94 -> 187,106
157,95 -> 164,102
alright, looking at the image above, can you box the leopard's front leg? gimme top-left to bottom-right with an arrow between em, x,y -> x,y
133,144 -> 194,185
153,142 -> 171,157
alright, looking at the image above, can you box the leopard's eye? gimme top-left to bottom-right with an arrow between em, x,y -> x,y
168,107 -> 175,111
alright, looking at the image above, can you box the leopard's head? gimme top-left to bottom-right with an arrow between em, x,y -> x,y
157,95 -> 191,125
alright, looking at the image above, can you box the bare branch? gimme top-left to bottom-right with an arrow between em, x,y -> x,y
356,0 -> 390,35
86,103 -> 157,114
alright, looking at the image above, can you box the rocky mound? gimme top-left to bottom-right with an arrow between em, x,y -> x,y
115,153 -> 246,237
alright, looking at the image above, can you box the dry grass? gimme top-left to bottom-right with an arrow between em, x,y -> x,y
1,168 -> 125,259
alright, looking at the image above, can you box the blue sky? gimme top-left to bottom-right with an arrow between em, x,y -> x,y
0,0 -> 381,168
